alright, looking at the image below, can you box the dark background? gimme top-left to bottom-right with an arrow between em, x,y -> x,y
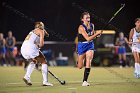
0,0 -> 139,41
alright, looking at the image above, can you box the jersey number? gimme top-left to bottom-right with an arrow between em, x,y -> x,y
25,33 -> 32,40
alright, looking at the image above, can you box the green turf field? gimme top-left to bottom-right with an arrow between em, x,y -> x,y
0,66 -> 140,93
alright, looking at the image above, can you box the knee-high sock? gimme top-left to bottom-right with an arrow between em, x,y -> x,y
122,59 -> 126,67
42,64 -> 48,83
24,62 -> 35,79
125,60 -> 129,66
137,63 -> 140,74
135,63 -> 139,74
83,68 -> 91,82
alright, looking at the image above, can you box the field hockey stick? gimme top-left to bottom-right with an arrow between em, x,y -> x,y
48,70 -> 66,85
99,4 -> 125,34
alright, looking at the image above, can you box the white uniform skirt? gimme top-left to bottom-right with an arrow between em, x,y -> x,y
21,41 -> 39,59
131,43 -> 140,53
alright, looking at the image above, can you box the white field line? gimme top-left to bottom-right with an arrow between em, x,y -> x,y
4,80 -> 127,85
6,81 -> 90,85
67,88 -> 77,90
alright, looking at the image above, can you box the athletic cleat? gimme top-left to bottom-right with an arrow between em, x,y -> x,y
120,66 -> 123,68
134,72 -> 140,79
23,78 -> 32,86
82,81 -> 90,86
43,82 -> 53,86
137,74 -> 140,79
134,72 -> 137,78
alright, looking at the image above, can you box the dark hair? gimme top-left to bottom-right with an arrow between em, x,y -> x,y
80,12 -> 89,20
135,18 -> 140,23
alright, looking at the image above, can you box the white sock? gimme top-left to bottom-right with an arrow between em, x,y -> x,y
42,64 -> 48,83
137,63 -> 140,74
135,63 -> 139,74
24,62 -> 35,79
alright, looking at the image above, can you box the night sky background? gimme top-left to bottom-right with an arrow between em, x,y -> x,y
0,0 -> 140,41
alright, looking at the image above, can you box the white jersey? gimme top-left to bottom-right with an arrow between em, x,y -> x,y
21,31 -> 40,59
132,28 -> 140,53
132,28 -> 140,43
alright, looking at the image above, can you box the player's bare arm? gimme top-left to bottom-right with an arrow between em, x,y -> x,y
44,30 -> 49,37
12,37 -> 16,48
5,38 -> 10,48
128,29 -> 134,44
124,37 -> 129,44
78,25 -> 101,41
115,38 -> 119,45
91,24 -> 95,34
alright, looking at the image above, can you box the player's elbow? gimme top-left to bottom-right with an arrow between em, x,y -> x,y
40,45 -> 43,48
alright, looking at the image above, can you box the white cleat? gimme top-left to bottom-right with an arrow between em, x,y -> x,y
43,82 -> 53,86
136,73 -> 140,79
82,81 -> 90,86
120,66 -> 123,68
23,78 -> 32,86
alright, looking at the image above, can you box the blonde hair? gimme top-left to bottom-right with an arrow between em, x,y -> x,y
0,33 -> 3,38
35,22 -> 44,30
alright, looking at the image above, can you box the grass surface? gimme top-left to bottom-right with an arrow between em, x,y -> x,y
0,66 -> 140,93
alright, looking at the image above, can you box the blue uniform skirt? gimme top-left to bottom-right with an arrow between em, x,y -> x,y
118,46 -> 126,54
6,47 -> 14,52
77,41 -> 94,55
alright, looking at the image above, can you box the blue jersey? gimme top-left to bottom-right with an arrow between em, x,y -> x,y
118,38 -> 126,47
6,37 -> 15,52
6,37 -> 14,47
118,38 -> 126,54
78,23 -> 93,42
77,23 -> 94,55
